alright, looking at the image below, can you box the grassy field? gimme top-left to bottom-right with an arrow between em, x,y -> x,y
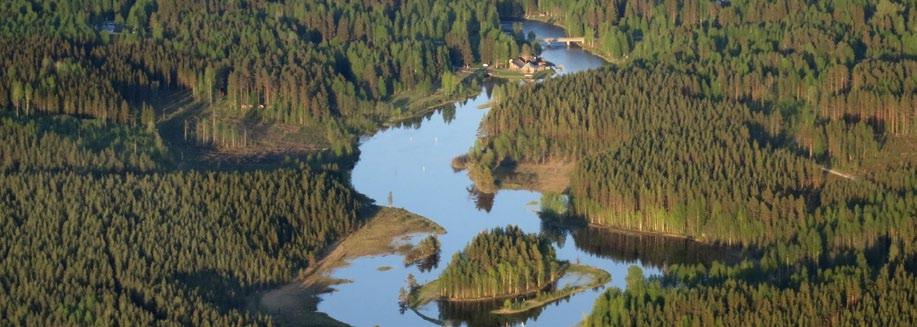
410,278 -> 443,308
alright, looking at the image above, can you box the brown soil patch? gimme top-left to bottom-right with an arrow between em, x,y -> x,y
498,160 -> 576,193
201,117 -> 330,161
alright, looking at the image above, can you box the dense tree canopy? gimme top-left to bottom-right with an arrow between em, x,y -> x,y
585,258 -> 915,326
0,0 -> 529,151
501,0 -> 916,142
2,0 -> 915,325
437,226 -> 561,300
469,1 -> 916,325
477,65 -> 916,326
0,1 -> 537,324
0,112 -> 166,171
0,111 -> 369,325
473,68 -> 914,250
472,0 -> 916,249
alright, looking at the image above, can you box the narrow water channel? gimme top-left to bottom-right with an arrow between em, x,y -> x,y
316,21 -> 672,327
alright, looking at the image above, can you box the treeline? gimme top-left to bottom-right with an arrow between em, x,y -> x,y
0,111 -> 370,325
469,1 -> 916,324
502,0 -> 915,145
1,168 -> 366,325
0,0 -> 530,149
470,0 -> 916,250
472,68 -> 915,251
437,226 -> 561,300
585,252 -> 915,326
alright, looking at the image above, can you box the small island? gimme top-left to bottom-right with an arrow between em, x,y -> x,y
407,226 -> 608,315
438,225 -> 561,301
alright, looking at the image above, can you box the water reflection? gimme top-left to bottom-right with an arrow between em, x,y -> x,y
410,252 -> 441,273
467,186 -> 496,213
436,295 -> 549,327
312,20 -> 698,327
540,215 -> 742,268
385,82 -> 494,131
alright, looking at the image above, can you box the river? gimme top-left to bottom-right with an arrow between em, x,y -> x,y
314,21 -> 698,327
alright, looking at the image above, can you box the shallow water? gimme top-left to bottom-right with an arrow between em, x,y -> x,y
315,21 -> 678,326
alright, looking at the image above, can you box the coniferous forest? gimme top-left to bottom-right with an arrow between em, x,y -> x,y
0,0 -> 531,325
468,0 -> 917,324
0,112 -> 368,325
0,0 -> 528,154
2,0 -> 916,326
437,226 -> 561,300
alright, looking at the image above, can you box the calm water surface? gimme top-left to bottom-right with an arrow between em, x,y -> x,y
317,21 -> 667,327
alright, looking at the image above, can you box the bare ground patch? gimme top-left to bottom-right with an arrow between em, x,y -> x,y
500,160 -> 576,193
256,207 -> 444,326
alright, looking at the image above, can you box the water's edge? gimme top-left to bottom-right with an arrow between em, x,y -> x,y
266,20 -> 689,327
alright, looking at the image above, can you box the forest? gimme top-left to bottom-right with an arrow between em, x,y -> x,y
435,226 -> 562,300
467,0 -> 916,324
499,0 -> 915,141
2,0 -> 915,325
0,112 -> 166,172
585,255 -> 914,326
0,0 -> 536,325
472,68 -> 914,250
0,0 -> 531,155
0,111 -> 369,325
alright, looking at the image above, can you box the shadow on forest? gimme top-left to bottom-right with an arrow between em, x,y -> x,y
174,270 -> 272,314
539,214 -> 749,269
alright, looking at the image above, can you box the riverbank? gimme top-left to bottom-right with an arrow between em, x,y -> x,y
459,155 -> 725,245
487,66 -> 555,80
410,263 -> 571,307
456,155 -> 575,194
409,262 -> 610,316
257,206 -> 444,326
492,264 -> 610,315
302,207 -> 444,282
309,19 -> 653,326
587,222 -> 698,241
384,68 -> 486,126
521,15 -> 628,66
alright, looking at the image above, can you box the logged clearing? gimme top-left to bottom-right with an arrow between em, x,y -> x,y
257,207 -> 444,326
192,104 -> 332,162
155,91 -> 331,165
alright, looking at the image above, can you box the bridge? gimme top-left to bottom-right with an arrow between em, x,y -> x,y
541,37 -> 586,47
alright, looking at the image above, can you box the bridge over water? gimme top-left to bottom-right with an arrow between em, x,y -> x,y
541,37 -> 586,46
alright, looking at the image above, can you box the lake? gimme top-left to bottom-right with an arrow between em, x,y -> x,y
315,20 -> 705,327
